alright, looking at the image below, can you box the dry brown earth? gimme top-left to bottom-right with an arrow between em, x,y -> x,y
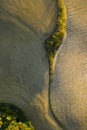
50,0 -> 87,130
0,0 -> 61,130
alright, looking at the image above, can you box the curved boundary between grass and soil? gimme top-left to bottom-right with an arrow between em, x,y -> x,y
45,0 -> 66,80
47,0 -> 67,129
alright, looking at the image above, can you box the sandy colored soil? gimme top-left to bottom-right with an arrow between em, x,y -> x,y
50,0 -> 87,130
0,0 -> 61,130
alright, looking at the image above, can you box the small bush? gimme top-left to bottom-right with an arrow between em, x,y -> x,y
0,103 -> 34,130
6,121 -> 34,130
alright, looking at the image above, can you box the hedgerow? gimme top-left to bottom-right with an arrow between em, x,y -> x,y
45,0 -> 66,79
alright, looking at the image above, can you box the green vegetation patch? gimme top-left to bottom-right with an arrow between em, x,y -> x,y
0,103 -> 34,130
45,0 -> 66,79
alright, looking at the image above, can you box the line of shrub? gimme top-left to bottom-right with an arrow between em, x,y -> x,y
45,0 -> 66,80
0,103 -> 34,130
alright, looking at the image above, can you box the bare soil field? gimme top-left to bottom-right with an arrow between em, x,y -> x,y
0,0 -> 60,130
50,0 -> 87,130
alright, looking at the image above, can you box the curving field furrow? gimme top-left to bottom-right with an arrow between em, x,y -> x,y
50,0 -> 87,130
0,1 -> 61,130
0,0 -> 58,39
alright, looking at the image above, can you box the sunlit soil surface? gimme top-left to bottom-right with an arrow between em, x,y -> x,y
50,0 -> 87,129
0,1 -> 61,130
